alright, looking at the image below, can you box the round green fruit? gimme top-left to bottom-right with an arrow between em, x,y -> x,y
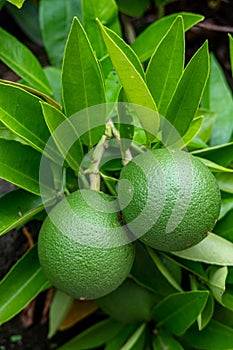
118,149 -> 221,251
97,278 -> 159,323
38,189 -> 135,300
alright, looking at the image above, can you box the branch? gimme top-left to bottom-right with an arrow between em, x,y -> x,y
196,21 -> 233,33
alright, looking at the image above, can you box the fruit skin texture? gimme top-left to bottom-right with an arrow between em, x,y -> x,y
118,149 -> 221,252
38,189 -> 135,300
97,278 -> 159,323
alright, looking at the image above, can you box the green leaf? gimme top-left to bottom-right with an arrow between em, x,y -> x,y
6,1 -> 42,45
219,197 -> 233,220
192,142 -> 233,167
194,108 -> 216,143
62,17 -> 105,117
197,292 -> 214,331
0,123 -> 27,144
172,233 -> 233,266
105,324 -> 139,350
98,21 -> 144,78
0,79 -> 61,110
131,242 -> 177,296
214,207 -> 233,242
98,21 -> 159,142
0,189 -> 44,236
152,328 -> 184,349
164,41 -> 209,143
0,245 -> 50,325
0,139 -> 42,195
105,69 -> 121,103
0,0 -> 6,10
146,16 -> 184,116
196,157 -> 233,173
48,290 -> 74,339
57,318 -> 124,350
0,27 -> 51,94
82,0 -> 121,59
207,266 -> 233,311
6,0 -> 25,8
203,54 -> 233,146
44,66 -> 62,104
175,116 -> 204,149
41,102 -> 83,172
116,0 -> 150,18
39,0 -> 82,67
229,34 -> 233,76
181,320 -> 233,350
162,253 -> 208,282
216,173 -> 233,194
132,12 -> 204,62
120,324 -> 146,350
147,247 -> 183,292
152,291 -> 209,336
0,83 -> 51,155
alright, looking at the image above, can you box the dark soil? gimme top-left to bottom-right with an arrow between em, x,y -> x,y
0,0 -> 232,349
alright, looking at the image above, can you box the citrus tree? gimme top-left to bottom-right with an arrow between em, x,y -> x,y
0,0 -> 233,349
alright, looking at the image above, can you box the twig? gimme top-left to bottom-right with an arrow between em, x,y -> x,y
120,13 -> 136,45
22,226 -> 34,248
196,21 -> 233,33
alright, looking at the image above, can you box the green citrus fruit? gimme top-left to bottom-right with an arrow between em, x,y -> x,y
118,149 -> 221,251
38,189 -> 135,300
97,278 -> 159,323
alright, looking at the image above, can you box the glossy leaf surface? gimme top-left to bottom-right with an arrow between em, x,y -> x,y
152,291 -> 209,335
0,27 -> 51,94
98,21 -> 159,142
0,189 -> 44,236
0,83 -> 51,154
62,17 -> 105,116
146,16 -> 184,115
0,139 -> 42,195
0,245 -> 50,325
165,42 -> 209,143
132,12 -> 204,62
173,233 -> 233,265
82,0 -> 121,58
41,102 -> 83,172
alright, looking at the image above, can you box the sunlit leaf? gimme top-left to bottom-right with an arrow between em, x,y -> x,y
172,233 -> 233,265
0,27 -> 51,94
146,16 -> 184,116
164,41 -> 209,144
62,17 -> 105,117
132,12 -> 204,62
